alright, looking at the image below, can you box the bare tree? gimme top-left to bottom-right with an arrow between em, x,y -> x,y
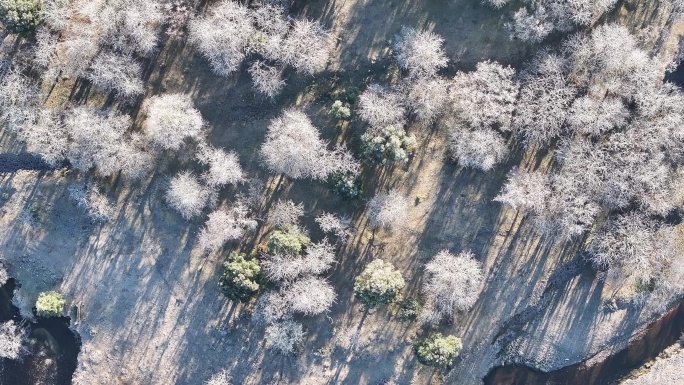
265,320 -> 305,354
421,250 -> 484,324
20,109 -> 68,166
393,27 -> 448,78
248,60 -> 285,98
33,28 -> 58,69
357,84 -> 406,128
205,369 -> 231,385
196,144 -> 245,188
99,0 -> 165,56
197,203 -> 258,252
268,199 -> 304,227
188,1 -> 255,76
87,52 -> 144,98
143,93 -> 206,151
40,0 -> 71,31
166,171 -> 216,220
367,190 -> 409,232
252,290 -> 291,325
281,276 -> 336,315
278,19 -> 330,75
566,96 -> 629,136
0,70 -> 38,133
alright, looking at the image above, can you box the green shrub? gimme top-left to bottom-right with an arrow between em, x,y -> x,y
329,100 -> 351,120
330,171 -> 362,199
397,296 -> 421,321
413,333 -> 462,369
361,125 -> 417,165
266,225 -> 310,255
218,253 -> 261,302
0,0 -> 41,33
35,291 -> 65,318
354,259 -> 405,308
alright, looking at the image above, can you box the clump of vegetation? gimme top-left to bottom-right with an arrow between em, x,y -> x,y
205,369 -> 231,385
367,190 -> 410,232
354,259 -> 405,308
0,320 -> 25,360
330,171 -> 362,199
35,291 -> 65,317
266,225 -> 311,255
0,0 -> 41,33
413,333 -> 462,369
361,125 -> 417,165
218,253 -> 261,302
397,297 -> 421,321
329,100 -> 351,120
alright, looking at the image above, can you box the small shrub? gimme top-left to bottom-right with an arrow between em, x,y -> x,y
360,125 -> 417,165
68,181 -> 113,223
354,259 -> 405,308
266,225 -> 310,255
218,253 -> 261,302
330,100 -> 351,120
330,171 -> 362,199
0,0 -> 41,33
265,320 -> 305,354
413,333 -> 462,369
397,297 -> 421,321
35,291 -> 65,317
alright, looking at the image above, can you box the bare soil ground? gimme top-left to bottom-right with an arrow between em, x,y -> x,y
0,0 -> 682,384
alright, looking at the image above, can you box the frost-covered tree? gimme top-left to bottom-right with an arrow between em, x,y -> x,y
64,107 -> 153,179
451,61 -> 519,132
354,259 -> 405,308
513,53 -> 576,147
68,181 -> 113,223
33,28 -> 58,69
39,0 -> 70,31
260,109 -> 359,180
19,109 -> 68,166
252,290 -> 290,325
494,168 -> 551,214
357,84 -> 406,128
278,19 -> 330,75
403,77 -> 449,125
198,203 -> 257,252
265,320 -> 305,354
205,369 -> 231,385
413,333 -> 462,369
262,239 -> 335,281
0,70 -> 38,133
268,199 -> 304,227
188,0 -> 255,76
448,127 -> 508,171
281,276 -> 336,315
98,0 -> 165,56
196,144 -> 244,188
0,321 -> 24,360
421,250 -> 484,324
143,93 -> 206,151
165,171 -> 216,220
393,27 -> 448,78
566,96 -> 629,136
315,212 -> 354,242
87,52 -> 144,98
248,61 -> 285,98
367,190 -> 410,232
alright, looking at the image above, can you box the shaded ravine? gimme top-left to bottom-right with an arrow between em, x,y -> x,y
0,279 -> 81,385
483,302 -> 684,385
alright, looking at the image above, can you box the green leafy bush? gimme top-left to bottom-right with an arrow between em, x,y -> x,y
329,100 -> 351,120
218,253 -> 261,302
35,291 -> 65,318
397,297 -> 421,321
0,0 -> 41,33
361,125 -> 417,165
330,171 -> 362,199
354,259 -> 405,308
413,333 -> 462,369
266,225 -> 310,255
